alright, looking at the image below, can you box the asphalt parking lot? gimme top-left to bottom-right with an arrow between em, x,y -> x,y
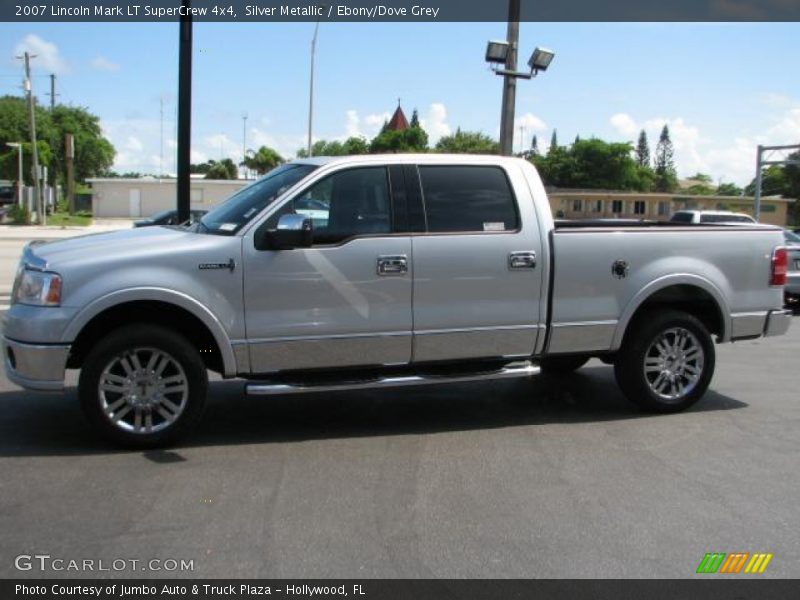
0,315 -> 798,579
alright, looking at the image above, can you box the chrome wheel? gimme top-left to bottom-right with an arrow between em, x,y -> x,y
643,327 -> 704,402
98,347 -> 189,434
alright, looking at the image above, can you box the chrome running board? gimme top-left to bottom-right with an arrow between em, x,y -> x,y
246,362 -> 540,396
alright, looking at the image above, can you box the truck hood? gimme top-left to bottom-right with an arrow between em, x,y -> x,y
24,226 -> 204,270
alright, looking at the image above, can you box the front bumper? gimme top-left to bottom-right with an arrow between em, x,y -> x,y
764,309 -> 792,338
2,336 -> 70,391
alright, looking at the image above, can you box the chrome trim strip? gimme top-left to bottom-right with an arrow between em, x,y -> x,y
730,311 -> 769,340
764,309 -> 792,338
414,324 -> 542,336
547,321 -> 618,354
2,336 -> 70,391
551,320 -> 618,328
246,362 -> 540,396
246,330 -> 412,344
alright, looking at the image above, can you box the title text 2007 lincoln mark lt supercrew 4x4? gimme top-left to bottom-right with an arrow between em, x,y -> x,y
2,155 -> 792,446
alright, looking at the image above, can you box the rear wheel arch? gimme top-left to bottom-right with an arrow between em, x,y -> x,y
613,277 -> 730,350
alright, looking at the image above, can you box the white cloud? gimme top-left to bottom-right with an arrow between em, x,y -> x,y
125,136 -> 143,153
610,113 -> 638,138
13,34 -> 69,74
514,112 -> 548,152
90,55 -> 120,72
338,110 -> 389,140
344,110 -> 361,137
420,103 -> 451,144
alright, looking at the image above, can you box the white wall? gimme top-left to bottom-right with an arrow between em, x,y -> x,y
89,178 -> 248,218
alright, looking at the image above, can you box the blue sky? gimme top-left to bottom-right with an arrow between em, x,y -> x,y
1,21 -> 799,184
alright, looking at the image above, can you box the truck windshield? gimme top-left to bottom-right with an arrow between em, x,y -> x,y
198,163 -> 317,234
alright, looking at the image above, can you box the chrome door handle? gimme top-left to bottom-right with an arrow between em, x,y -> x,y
508,251 -> 537,270
377,255 -> 408,276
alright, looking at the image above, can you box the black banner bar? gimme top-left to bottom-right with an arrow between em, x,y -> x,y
3,579 -> 800,600
4,0 -> 800,22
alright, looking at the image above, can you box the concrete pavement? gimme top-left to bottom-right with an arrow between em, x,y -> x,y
0,319 -> 798,578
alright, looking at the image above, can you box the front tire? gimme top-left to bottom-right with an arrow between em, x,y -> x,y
614,309 -> 715,413
79,324 -> 208,448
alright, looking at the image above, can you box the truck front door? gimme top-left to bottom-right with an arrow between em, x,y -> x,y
242,164 -> 413,373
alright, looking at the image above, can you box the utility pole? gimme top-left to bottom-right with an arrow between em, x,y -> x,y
18,51 -> 44,224
176,0 -> 193,224
159,96 -> 164,178
242,112 -> 248,179
518,124 -> 525,155
307,19 -> 320,157
65,133 -> 75,214
48,74 -> 58,110
499,0 -> 520,156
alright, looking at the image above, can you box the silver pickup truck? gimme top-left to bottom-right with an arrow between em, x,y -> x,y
2,155 -> 792,447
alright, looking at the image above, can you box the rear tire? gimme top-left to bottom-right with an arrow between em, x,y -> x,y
79,324 -> 207,448
539,355 -> 590,374
614,309 -> 715,413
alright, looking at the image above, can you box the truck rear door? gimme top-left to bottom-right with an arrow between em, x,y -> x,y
408,163 -> 546,362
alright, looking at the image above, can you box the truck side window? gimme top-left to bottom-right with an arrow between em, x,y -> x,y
418,166 -> 519,233
268,167 -> 392,245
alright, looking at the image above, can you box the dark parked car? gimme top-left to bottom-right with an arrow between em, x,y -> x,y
133,208 -> 207,228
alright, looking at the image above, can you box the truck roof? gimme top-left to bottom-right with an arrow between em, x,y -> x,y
292,154 -> 527,167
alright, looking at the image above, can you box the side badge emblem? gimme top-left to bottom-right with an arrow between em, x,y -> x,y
199,258 -> 236,272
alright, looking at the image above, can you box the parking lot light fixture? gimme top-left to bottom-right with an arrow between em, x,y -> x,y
529,47 -> 555,73
485,40 -> 510,64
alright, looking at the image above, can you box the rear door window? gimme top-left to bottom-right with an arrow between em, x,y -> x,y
418,166 -> 519,233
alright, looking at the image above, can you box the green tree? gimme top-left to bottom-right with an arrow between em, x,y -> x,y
369,124 -> 429,153
434,129 -> 498,154
530,134 -> 539,156
654,125 -> 678,192
410,109 -> 420,128
549,129 -> 558,152
635,130 -> 650,167
241,146 -> 284,175
49,104 -> 115,184
532,137 -> 652,192
716,182 -> 743,196
745,165 -> 786,196
0,95 -> 53,184
296,137 -> 369,158
204,158 -> 238,180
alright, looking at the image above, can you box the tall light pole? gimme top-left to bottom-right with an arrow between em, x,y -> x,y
6,142 -> 23,207
307,19 -> 320,157
176,0 -> 193,224
485,4 -> 554,157
498,0 -> 520,156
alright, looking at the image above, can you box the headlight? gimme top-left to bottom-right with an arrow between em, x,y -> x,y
12,269 -> 62,306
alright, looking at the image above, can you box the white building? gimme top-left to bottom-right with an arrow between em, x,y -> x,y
88,176 -> 248,218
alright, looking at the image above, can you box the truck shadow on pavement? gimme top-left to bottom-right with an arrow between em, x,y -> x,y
0,365 -> 748,457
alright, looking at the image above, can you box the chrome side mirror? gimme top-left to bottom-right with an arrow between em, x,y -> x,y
257,213 -> 313,250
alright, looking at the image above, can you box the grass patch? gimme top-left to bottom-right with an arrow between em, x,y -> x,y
46,211 -> 92,227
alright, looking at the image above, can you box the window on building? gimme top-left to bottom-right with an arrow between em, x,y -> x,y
611,200 -> 623,214
593,200 -> 603,213
419,166 -> 519,233
633,201 -> 646,215
572,199 -> 583,213
657,201 -> 670,216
